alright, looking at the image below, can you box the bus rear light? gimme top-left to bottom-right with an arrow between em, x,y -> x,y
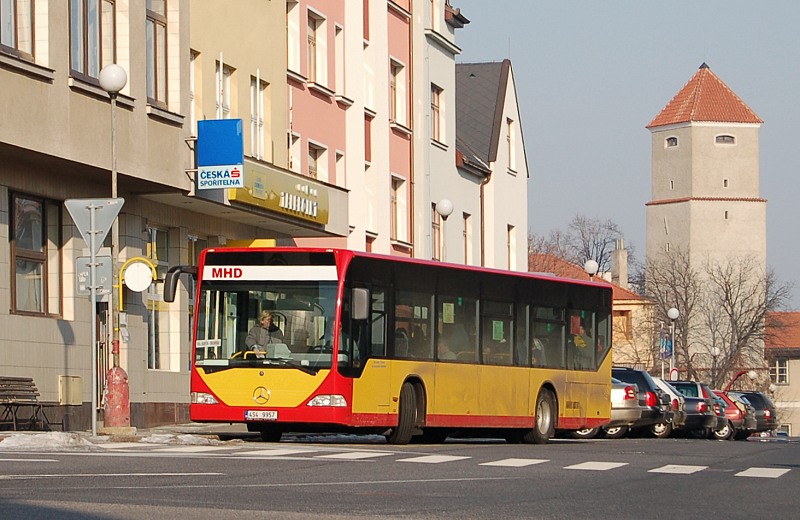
307,394 -> 347,407
191,392 -> 219,405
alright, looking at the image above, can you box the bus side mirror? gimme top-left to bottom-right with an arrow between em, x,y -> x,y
351,288 -> 369,320
163,265 -> 198,303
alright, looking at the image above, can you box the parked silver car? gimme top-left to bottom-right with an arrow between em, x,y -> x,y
651,377 -> 688,438
571,378 -> 644,439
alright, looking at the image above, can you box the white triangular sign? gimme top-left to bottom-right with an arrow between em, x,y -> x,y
65,198 -> 124,255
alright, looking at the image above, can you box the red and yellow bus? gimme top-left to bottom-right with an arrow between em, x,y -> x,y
165,247 -> 613,444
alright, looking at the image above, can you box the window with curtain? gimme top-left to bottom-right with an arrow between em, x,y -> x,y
70,0 -> 115,82
1,0 -> 34,60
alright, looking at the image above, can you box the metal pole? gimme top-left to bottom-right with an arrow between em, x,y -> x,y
89,204 -> 98,437
669,319 -> 675,374
110,94 -> 119,369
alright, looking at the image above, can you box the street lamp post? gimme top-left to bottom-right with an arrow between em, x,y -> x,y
99,64 -> 131,430
723,369 -> 758,392
435,198 -> 453,262
711,347 -> 720,388
667,307 -> 679,376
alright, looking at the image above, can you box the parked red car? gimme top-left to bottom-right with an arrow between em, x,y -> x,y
713,390 -> 755,440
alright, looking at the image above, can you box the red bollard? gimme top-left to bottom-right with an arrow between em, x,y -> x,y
104,340 -> 131,428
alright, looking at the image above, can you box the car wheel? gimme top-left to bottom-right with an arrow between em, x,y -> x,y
651,422 -> 672,438
602,425 -> 628,439
570,427 -> 600,440
713,421 -> 734,441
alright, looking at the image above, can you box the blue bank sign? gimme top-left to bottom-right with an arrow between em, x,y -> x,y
197,119 -> 244,190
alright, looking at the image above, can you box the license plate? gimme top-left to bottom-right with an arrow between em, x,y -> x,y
245,410 -> 278,421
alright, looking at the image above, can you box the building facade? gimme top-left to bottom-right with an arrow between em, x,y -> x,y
1,0 -> 528,430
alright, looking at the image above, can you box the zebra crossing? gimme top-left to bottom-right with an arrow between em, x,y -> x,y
78,442 -> 793,479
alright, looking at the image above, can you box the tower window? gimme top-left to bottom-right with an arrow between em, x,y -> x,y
723,179 -> 729,188
666,137 -> 678,147
724,210 -> 729,220
716,135 -> 735,145
669,180 -> 674,190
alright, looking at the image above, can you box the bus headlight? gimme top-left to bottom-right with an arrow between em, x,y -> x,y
191,392 -> 219,405
307,394 -> 347,407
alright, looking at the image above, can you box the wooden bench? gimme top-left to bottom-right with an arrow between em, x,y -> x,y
0,376 -> 53,431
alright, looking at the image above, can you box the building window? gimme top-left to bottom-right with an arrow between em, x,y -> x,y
463,213 -> 472,265
723,178 -> 729,188
431,203 -> 442,261
507,224 -> 516,270
307,10 -> 327,85
70,0 -> 115,82
1,0 -> 34,60
670,180 -> 674,190
308,142 -> 327,181
724,210 -> 729,220
390,60 -> 406,125
145,0 -> 167,107
431,84 -> 443,143
215,61 -> 232,118
770,358 -> 788,384
364,115 -> 372,164
429,0 -> 438,31
288,132 -> 301,172
189,50 -> 199,135
391,176 -> 407,242
10,193 -> 61,316
666,136 -> 678,147
146,227 -> 169,370
286,0 -> 300,73
334,24 -> 344,94
613,309 -> 633,341
716,134 -> 735,145
187,235 -> 206,342
507,117 -> 516,172
335,151 -> 345,187
250,76 -> 267,160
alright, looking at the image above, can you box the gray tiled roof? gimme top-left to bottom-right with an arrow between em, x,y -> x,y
456,60 -> 508,167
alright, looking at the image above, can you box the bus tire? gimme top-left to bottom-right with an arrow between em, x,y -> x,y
523,389 -> 556,444
386,382 -> 417,445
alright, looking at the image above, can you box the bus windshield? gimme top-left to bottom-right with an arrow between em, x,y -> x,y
194,280 -> 338,371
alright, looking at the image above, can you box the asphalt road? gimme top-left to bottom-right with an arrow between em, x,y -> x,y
1,435 -> 797,519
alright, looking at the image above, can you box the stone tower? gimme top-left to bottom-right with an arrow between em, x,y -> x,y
645,63 -> 765,272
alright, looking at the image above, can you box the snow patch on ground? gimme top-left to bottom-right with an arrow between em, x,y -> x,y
0,432 -> 97,451
139,433 -> 224,445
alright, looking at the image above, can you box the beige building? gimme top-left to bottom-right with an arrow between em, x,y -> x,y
765,312 -> 800,436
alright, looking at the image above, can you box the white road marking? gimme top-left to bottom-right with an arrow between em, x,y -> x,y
649,464 -> 707,474
0,458 -> 58,462
95,443 -> 149,450
735,467 -> 791,478
564,461 -> 628,471
0,472 -> 223,480
236,448 -> 319,457
397,455 -> 471,464
151,446 -> 233,453
480,458 -> 549,467
315,451 -> 394,460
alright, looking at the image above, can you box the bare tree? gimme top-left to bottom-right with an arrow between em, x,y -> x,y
565,215 -> 624,272
645,249 -> 792,386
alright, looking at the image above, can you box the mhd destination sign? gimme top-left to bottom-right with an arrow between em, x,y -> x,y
197,165 -> 244,189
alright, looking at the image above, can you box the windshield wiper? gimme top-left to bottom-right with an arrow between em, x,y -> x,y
260,358 -> 318,375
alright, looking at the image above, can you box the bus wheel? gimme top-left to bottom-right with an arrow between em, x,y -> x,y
523,389 -> 556,444
386,382 -> 417,445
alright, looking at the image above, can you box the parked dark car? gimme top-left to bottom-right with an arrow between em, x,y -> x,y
729,391 -> 777,433
611,367 -> 673,436
667,380 -> 719,438
652,377 -> 688,438
725,392 -> 758,439
713,390 -> 756,440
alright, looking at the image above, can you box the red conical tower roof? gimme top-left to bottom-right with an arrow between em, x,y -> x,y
647,63 -> 762,128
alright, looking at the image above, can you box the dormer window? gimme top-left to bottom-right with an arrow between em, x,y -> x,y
716,134 -> 735,145
666,137 -> 678,147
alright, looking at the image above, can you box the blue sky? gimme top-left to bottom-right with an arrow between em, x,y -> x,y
453,1 -> 800,308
